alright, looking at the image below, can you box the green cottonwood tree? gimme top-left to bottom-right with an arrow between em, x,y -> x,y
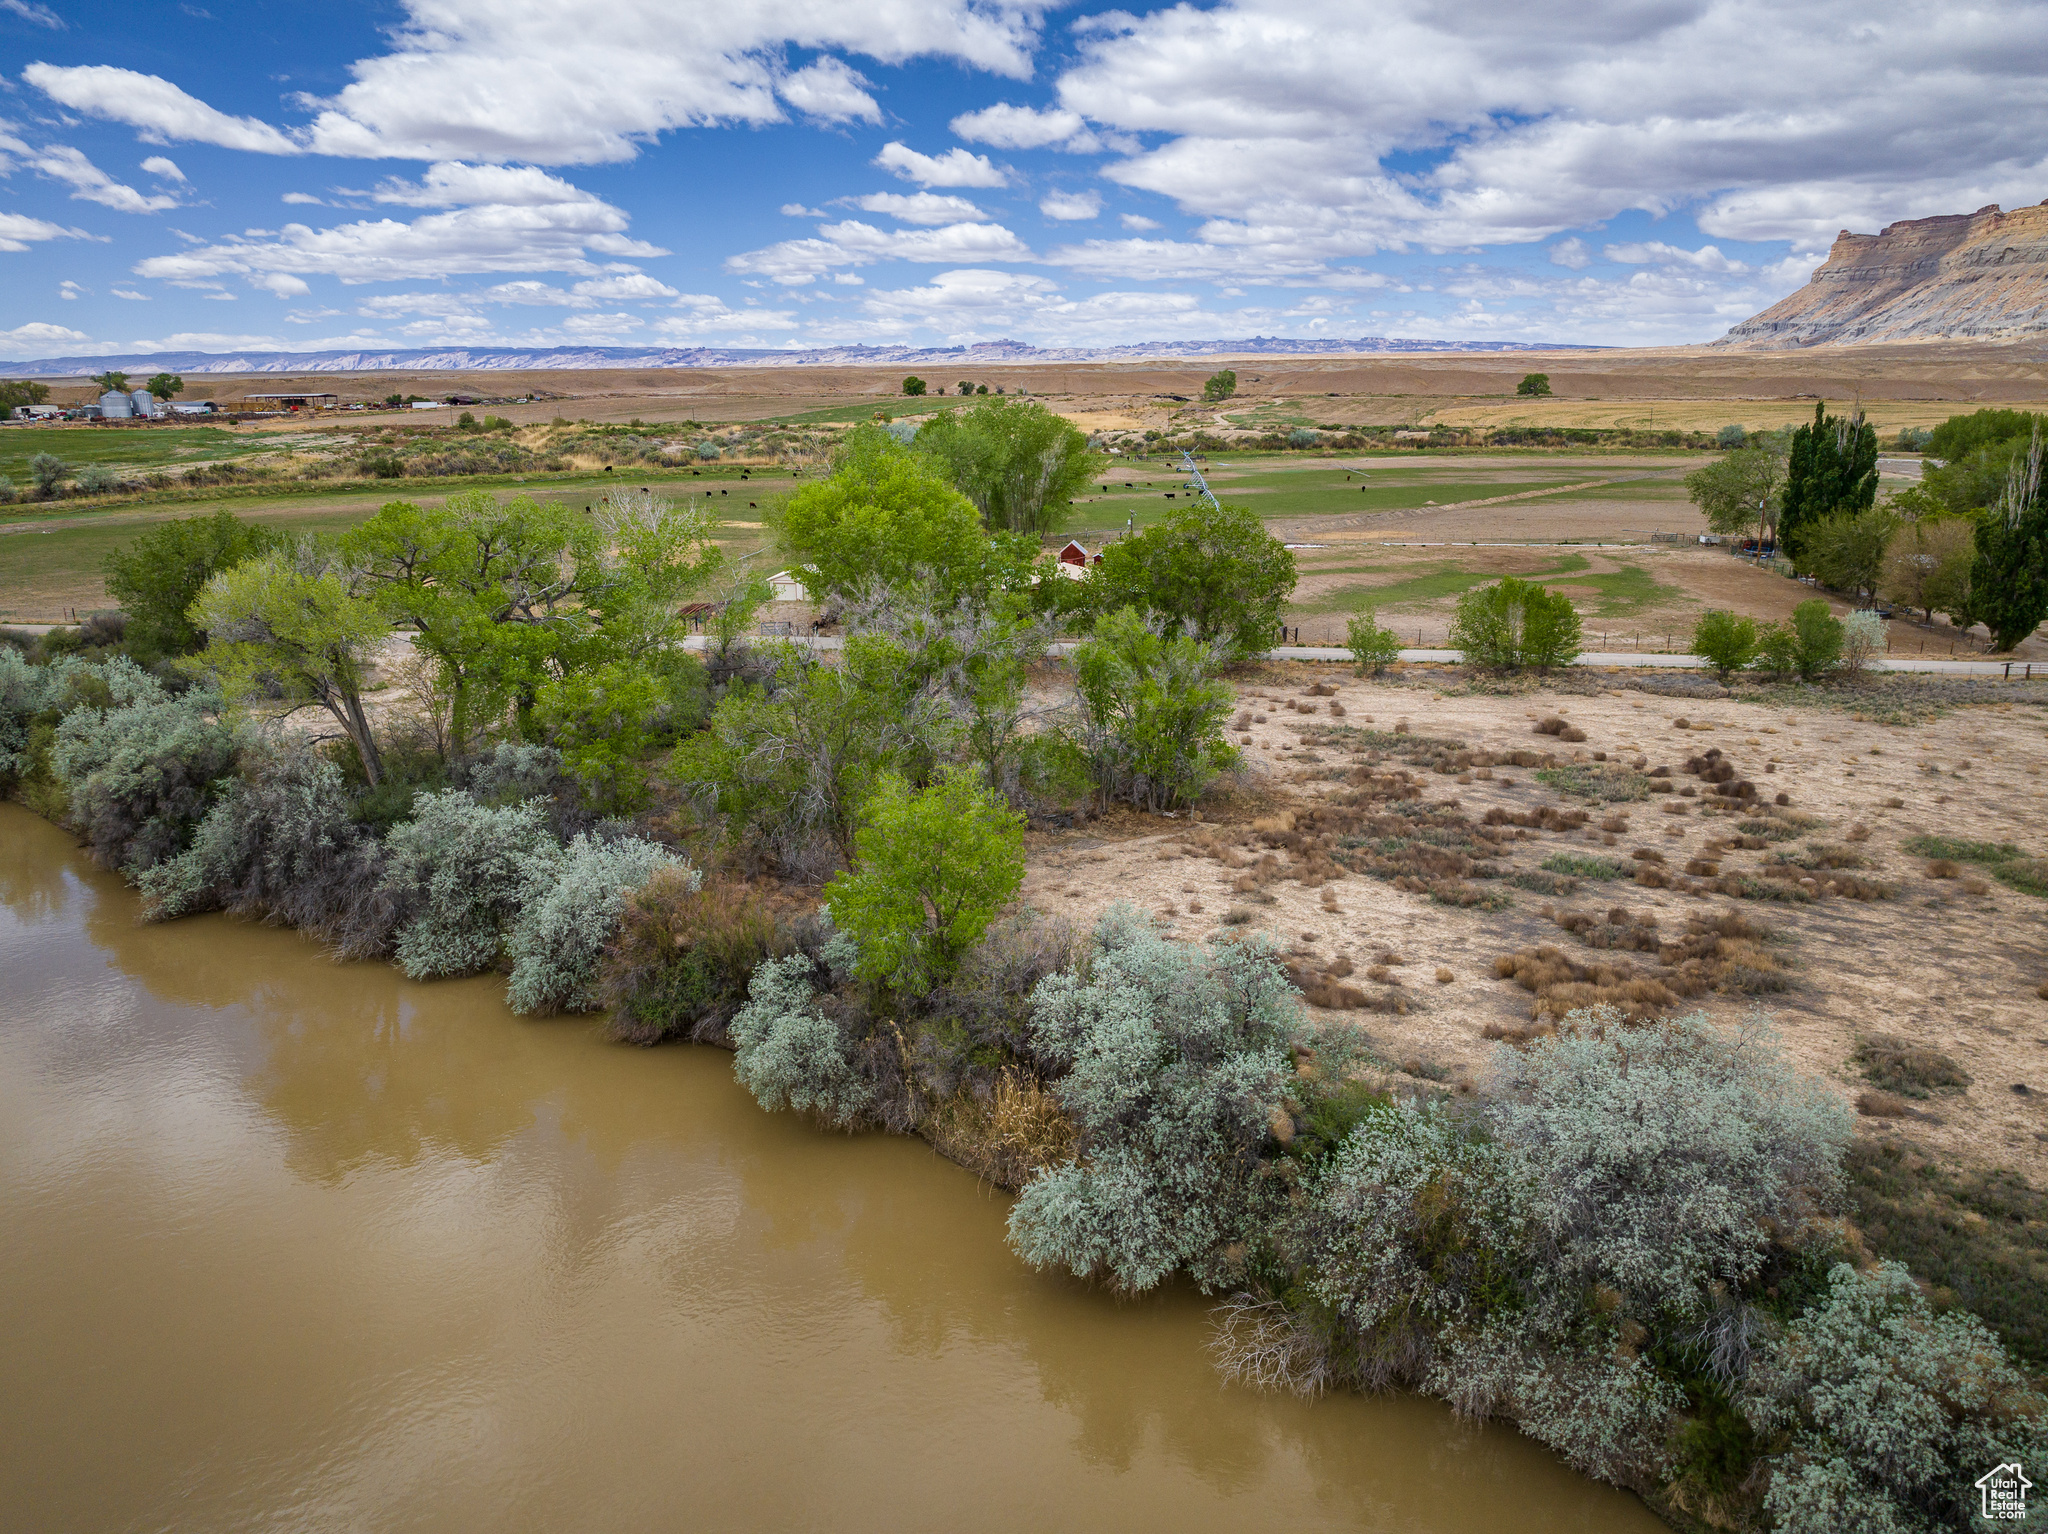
344,490 -> 594,751
534,662 -> 667,814
1084,499 -> 1297,658
671,639 -> 948,864
1449,577 -> 1582,670
189,541 -> 390,784
775,425 -> 1035,604
145,373 -> 184,400
1202,369 -> 1237,403
1801,505 -> 1899,603
824,766 -> 1025,994
1684,444 -> 1785,545
913,396 -> 1101,535
0,380 -> 51,410
104,510 -> 279,661
1779,403 -> 1878,567
344,485 -> 718,751
1072,607 -> 1238,812
1879,517 -> 1977,627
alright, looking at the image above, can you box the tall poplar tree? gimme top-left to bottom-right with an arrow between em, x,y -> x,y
1972,425 -> 2048,652
1779,402 -> 1878,567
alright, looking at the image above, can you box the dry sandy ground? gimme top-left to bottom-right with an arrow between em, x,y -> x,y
1021,667 -> 2048,1184
255,641 -> 2048,1186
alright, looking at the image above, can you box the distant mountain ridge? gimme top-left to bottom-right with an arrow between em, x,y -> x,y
1718,201 -> 2048,347
1,334 -> 1589,376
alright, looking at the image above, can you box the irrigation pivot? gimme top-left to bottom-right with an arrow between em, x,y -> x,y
1179,449 -> 1221,511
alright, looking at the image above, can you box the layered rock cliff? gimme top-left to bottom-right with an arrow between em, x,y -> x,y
1718,201 -> 2048,347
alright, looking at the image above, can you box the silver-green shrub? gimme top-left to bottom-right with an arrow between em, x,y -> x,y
1839,608 -> 1886,673
1287,1006 -> 1853,1489
380,789 -> 555,979
1007,905 -> 1296,1291
1431,1312 -> 1686,1488
728,952 -> 875,1126
465,740 -> 564,802
1300,1097 -> 1522,1387
136,750 -> 398,958
1486,1009 -> 1851,1326
49,660 -> 240,871
505,834 -> 694,1014
0,646 -> 59,777
1744,1261 -> 2048,1534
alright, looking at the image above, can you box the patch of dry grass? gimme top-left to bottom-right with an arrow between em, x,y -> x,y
921,1070 -> 1079,1191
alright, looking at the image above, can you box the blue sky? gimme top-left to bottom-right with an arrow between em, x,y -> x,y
3,0 -> 2045,361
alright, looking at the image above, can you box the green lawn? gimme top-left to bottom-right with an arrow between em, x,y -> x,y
1552,563 -> 1688,617
1520,475 -> 1693,502
1306,554 -> 1593,613
1062,459 -> 1630,527
0,424 -> 321,483
0,476 -> 781,621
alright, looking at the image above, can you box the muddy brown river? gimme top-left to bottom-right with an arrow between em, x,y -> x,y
0,806 -> 1661,1532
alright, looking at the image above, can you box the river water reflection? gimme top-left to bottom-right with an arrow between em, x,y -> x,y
0,805 -> 1662,1533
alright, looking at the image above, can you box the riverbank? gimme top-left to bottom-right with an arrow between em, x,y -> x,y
3,805 -> 1664,1534
6,630 -> 2043,1532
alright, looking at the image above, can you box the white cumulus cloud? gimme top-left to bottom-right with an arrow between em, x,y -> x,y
0,321 -> 94,358
776,56 -> 881,124
26,5 -> 1049,165
1604,240 -> 1748,274
140,156 -> 187,182
23,64 -> 300,153
132,169 -> 662,286
363,161 -> 606,208
873,141 -> 1007,188
949,102 -> 1101,153
571,272 -> 681,300
1015,0 -> 2048,269
847,191 -> 992,225
129,331 -> 287,349
0,211 -> 97,252
1548,237 -> 1591,270
1039,189 -> 1102,221
656,292 -> 801,337
727,217 -> 1032,284
829,267 -> 1242,347
30,145 -> 180,213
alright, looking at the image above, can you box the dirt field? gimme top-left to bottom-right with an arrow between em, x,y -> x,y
22,336 -> 2048,431
7,337 -> 2042,641
1020,666 -> 2048,1185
